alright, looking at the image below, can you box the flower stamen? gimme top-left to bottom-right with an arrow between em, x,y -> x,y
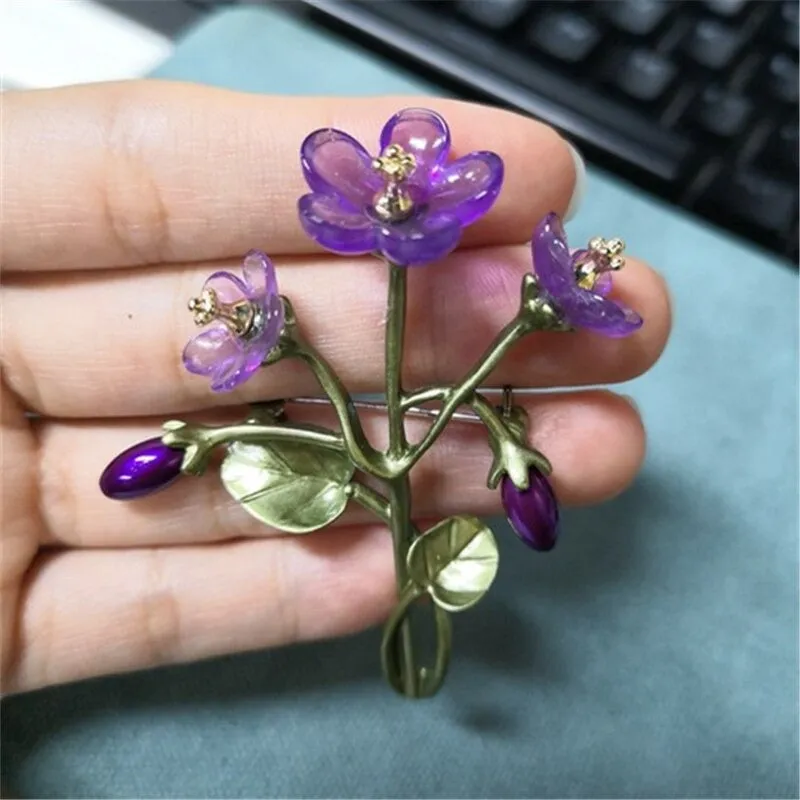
188,288 -> 256,337
372,144 -> 417,222
574,236 -> 626,290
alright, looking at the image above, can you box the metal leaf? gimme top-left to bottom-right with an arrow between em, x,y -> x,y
220,440 -> 355,534
406,515 -> 499,612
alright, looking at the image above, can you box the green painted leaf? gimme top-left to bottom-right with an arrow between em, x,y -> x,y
406,515 -> 499,612
220,440 -> 354,534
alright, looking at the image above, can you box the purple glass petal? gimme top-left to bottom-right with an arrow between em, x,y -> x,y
501,467 -> 560,552
379,108 -> 450,179
377,210 -> 462,267
241,249 -> 284,354
182,324 -> 248,391
298,193 -> 378,255
428,151 -> 504,226
204,270 -> 252,305
241,249 -> 269,296
531,212 -> 576,298
213,353 -> 259,392
592,271 -> 614,298
100,437 -> 183,500
300,129 -> 382,210
556,291 -> 643,337
183,324 -> 240,375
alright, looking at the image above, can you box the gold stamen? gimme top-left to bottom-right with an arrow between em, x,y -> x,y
372,144 -> 417,222
187,287 -> 255,336
575,262 -> 598,290
575,235 -> 627,288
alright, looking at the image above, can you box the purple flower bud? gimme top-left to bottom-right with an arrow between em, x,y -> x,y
100,438 -> 184,500
501,467 -> 560,551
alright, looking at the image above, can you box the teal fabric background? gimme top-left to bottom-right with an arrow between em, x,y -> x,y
2,7 -> 798,798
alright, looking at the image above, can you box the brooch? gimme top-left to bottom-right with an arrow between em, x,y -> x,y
100,108 -> 642,698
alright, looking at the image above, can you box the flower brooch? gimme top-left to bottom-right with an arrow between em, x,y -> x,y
100,108 -> 642,698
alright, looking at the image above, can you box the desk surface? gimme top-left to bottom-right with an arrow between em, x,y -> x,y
2,6 -> 798,799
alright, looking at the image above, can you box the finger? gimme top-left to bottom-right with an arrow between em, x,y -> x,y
2,248 -> 670,417
0,384 -> 40,685
36,390 -> 643,548
2,81 -> 577,272
8,525 -> 396,693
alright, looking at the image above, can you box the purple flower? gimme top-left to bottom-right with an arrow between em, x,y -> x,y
182,250 -> 284,392
532,212 -> 643,338
298,108 -> 504,267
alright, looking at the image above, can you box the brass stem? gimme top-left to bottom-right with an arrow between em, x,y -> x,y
387,474 -> 418,697
162,421 -> 345,476
399,315 -> 530,471
383,260 -> 417,697
205,423 -> 342,451
469,392 -> 514,445
286,339 -> 389,478
385,264 -> 408,458
402,387 -> 510,446
346,482 -> 392,524
381,260 -> 449,699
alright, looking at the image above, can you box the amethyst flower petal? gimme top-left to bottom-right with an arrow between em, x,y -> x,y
532,213 -> 643,338
204,270 -> 251,305
242,250 -> 285,351
554,289 -> 643,337
532,212 -> 577,298
298,193 -> 378,255
183,325 -> 248,392
301,129 -> 382,209
377,211 -> 461,267
428,151 -> 504,226
379,108 -> 450,179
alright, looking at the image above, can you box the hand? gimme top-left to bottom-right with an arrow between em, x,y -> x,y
0,81 -> 671,693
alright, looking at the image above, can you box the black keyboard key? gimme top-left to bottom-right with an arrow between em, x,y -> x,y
613,49 -> 677,102
601,0 -> 669,36
685,19 -> 742,69
455,0 -> 529,30
693,86 -> 752,137
766,53 -> 799,104
528,10 -> 601,63
703,0 -> 749,17
702,170 -> 798,234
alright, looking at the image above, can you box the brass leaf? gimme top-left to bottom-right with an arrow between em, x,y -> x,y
220,440 -> 355,534
406,515 -> 499,612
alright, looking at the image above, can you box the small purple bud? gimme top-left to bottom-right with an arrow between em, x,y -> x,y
501,467 -> 560,551
100,437 -> 184,500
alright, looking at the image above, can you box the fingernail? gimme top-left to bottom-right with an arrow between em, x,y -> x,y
564,141 -> 586,222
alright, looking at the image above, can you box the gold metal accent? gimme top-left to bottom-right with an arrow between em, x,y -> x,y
588,235 -> 626,266
372,144 -> 417,222
220,440 -> 355,534
164,255 -> 570,700
575,262 -> 598,290
609,255 -> 625,270
188,287 -> 256,337
372,143 -> 416,181
407,515 -> 500,613
574,235 -> 628,290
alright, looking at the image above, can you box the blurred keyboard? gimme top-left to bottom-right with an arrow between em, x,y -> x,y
302,0 -> 800,263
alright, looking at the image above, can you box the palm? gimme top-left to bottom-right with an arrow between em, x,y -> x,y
0,81 -> 668,693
